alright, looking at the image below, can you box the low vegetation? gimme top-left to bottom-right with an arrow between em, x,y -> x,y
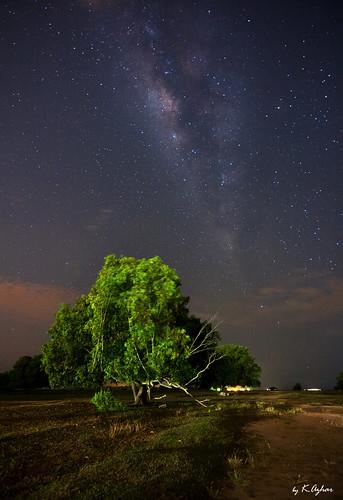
91,389 -> 127,412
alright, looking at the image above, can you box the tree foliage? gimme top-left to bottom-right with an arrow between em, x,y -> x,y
86,256 -> 195,388
0,372 -> 10,391
335,371 -> 343,390
1,355 -> 49,390
42,295 -> 100,388
204,344 -> 261,388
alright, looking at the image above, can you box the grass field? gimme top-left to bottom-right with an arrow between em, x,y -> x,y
1,389 -> 342,499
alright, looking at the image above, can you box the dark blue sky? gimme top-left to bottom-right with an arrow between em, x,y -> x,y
1,0 -> 342,388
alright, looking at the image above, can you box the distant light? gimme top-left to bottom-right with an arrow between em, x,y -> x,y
223,385 -> 251,392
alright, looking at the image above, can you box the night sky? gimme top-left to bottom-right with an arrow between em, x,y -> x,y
1,0 -> 342,388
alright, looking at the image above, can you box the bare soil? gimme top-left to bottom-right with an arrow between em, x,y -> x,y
228,405 -> 343,500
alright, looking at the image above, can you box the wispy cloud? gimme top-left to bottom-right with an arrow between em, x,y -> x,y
223,275 -> 343,330
0,280 -> 78,324
84,207 -> 114,232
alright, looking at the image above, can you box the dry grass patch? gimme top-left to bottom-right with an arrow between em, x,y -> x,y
109,419 -> 145,438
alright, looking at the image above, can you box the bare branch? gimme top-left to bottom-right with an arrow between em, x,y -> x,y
159,378 -> 208,407
148,350 -> 224,407
188,346 -> 217,357
146,314 -> 224,406
189,315 -> 218,351
153,394 -> 167,400
189,320 -> 210,352
185,352 -> 226,387
189,318 -> 222,358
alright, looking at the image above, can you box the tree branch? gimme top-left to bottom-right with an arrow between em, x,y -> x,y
188,317 -> 222,358
147,315 -> 224,406
133,343 -> 150,380
185,352 -> 225,387
159,378 -> 208,407
189,315 -> 217,351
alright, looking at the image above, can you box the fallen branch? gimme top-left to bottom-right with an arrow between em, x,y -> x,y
159,378 -> 208,407
153,394 -> 167,400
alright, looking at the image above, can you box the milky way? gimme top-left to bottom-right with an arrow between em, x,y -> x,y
1,0 -> 342,388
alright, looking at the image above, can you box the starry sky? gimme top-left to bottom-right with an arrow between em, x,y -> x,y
1,0 -> 342,388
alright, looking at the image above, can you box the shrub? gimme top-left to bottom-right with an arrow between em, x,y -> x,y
91,389 -> 126,412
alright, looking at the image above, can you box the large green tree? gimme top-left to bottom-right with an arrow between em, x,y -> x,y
42,255 -> 220,404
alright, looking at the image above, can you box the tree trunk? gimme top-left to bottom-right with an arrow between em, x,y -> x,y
131,381 -> 137,401
132,382 -> 148,405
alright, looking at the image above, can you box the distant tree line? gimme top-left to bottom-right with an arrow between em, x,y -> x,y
336,372 -> 343,390
0,355 -> 48,391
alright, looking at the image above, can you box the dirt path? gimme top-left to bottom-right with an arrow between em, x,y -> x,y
228,406 -> 343,500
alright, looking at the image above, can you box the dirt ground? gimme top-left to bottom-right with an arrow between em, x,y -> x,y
229,405 -> 343,500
